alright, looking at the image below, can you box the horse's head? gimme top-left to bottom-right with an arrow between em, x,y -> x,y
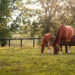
53,43 -> 59,54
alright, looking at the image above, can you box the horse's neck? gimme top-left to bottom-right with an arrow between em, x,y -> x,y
55,25 -> 64,44
55,37 -> 61,45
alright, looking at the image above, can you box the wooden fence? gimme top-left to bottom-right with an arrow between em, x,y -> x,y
0,38 -> 75,47
0,38 -> 41,47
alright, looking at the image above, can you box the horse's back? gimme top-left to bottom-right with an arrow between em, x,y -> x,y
63,26 -> 74,39
42,33 -> 52,42
66,26 -> 74,35
44,33 -> 52,40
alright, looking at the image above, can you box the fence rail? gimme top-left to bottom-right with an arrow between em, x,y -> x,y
0,38 -> 75,47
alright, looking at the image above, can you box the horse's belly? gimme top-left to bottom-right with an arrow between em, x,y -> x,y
61,36 -> 66,40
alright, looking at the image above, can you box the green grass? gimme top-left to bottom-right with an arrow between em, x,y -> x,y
0,46 -> 75,75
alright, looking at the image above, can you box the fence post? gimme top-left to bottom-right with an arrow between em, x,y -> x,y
20,39 -> 22,47
9,39 -> 10,47
33,38 -> 35,47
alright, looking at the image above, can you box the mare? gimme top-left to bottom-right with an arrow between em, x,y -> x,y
41,33 -> 53,54
53,24 -> 74,54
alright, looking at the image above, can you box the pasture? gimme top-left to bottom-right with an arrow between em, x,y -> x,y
0,46 -> 75,75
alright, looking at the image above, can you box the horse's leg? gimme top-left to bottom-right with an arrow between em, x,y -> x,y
60,44 -> 62,54
41,43 -> 45,54
47,42 -> 50,53
68,39 -> 72,54
65,44 -> 68,53
68,46 -> 71,54
65,41 -> 68,53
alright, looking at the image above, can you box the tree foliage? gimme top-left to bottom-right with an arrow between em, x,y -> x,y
10,0 -> 75,37
0,0 -> 10,38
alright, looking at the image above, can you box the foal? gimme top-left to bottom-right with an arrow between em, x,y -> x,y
41,33 -> 53,54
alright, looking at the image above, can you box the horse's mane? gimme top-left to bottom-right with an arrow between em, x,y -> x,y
55,24 -> 65,44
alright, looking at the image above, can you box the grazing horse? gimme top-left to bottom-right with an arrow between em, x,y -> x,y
53,24 -> 74,54
41,33 -> 53,54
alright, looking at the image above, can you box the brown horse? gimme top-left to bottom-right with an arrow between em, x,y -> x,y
53,24 -> 74,54
41,33 -> 53,54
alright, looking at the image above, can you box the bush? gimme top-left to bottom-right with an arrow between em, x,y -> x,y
0,40 -> 7,47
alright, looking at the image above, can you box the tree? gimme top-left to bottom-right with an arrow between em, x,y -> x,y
10,0 -> 75,38
38,0 -> 74,36
10,0 -> 41,37
68,0 -> 75,28
0,0 -> 11,46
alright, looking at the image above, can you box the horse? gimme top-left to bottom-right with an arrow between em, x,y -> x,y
41,33 -> 53,54
53,24 -> 74,54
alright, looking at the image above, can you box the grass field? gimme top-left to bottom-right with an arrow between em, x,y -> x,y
0,46 -> 75,75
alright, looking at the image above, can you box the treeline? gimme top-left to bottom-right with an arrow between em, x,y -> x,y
10,0 -> 75,37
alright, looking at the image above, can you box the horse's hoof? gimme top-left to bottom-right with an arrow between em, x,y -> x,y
60,52 -> 62,55
66,52 -> 71,54
68,51 -> 71,54
68,52 -> 71,54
